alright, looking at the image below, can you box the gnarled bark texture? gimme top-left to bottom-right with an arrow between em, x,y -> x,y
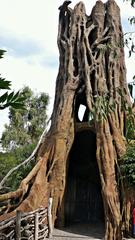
0,0 -> 133,239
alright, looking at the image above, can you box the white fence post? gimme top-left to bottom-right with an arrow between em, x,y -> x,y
48,198 -> 53,238
34,212 -> 39,240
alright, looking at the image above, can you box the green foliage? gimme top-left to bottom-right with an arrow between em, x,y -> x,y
124,0 -> 135,57
0,144 -> 36,191
98,41 -> 124,59
124,33 -> 135,58
0,49 -> 6,59
123,0 -> 135,58
1,86 -> 49,150
0,86 -> 49,191
131,0 -> 135,7
117,87 -> 135,142
89,94 -> 115,123
128,83 -> 133,98
125,107 -> 135,143
120,143 -> 135,186
124,0 -> 135,7
88,87 -> 135,144
0,50 -> 26,110
9,144 -> 36,191
128,16 -> 135,25
0,152 -> 17,182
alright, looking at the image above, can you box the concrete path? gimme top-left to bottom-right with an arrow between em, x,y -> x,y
51,224 -> 135,240
51,223 -> 104,240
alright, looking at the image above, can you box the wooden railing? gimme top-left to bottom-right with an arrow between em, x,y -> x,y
0,207 -> 49,239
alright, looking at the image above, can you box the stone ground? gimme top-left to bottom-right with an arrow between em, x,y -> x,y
50,224 -> 135,240
51,223 -> 104,240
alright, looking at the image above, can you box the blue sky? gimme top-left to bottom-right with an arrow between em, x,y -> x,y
0,0 -> 135,137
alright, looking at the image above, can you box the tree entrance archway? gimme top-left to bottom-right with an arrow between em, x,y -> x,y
64,130 -> 104,226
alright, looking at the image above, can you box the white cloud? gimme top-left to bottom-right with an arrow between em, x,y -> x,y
0,0 -> 134,137
0,53 -> 58,136
0,0 -> 61,55
0,53 -> 57,109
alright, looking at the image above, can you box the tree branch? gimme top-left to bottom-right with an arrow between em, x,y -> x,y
0,121 -> 50,190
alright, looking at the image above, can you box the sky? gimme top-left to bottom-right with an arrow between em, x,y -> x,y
0,0 -> 135,137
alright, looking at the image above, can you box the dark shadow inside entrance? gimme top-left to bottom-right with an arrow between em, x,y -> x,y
64,130 -> 104,226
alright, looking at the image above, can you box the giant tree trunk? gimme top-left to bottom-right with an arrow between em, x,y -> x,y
0,0 -> 133,239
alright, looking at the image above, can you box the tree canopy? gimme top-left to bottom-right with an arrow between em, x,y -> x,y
0,86 -> 49,191
1,86 -> 49,150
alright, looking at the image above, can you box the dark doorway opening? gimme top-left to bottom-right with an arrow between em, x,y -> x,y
64,130 -> 104,226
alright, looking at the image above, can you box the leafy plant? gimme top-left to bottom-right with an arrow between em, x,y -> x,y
0,86 -> 49,191
1,86 -> 49,150
120,143 -> 135,186
124,0 -> 135,7
89,94 -> 115,123
0,50 -> 26,110
125,107 -> 135,143
117,87 -> 135,142
128,16 -> 135,25
0,144 -> 36,191
124,32 -> 135,58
